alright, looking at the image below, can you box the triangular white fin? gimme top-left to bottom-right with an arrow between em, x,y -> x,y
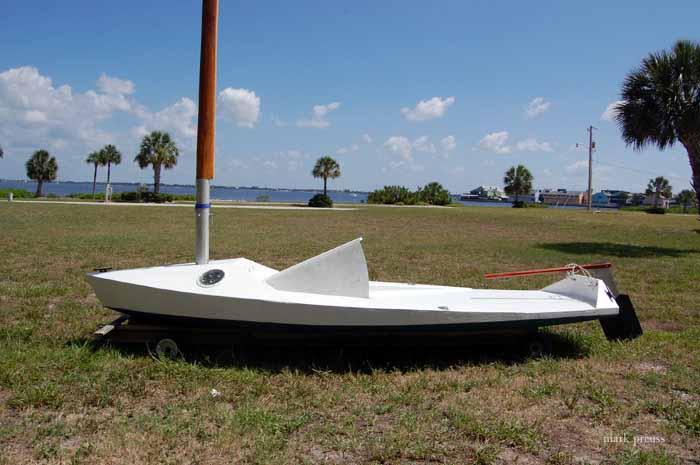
265,238 -> 369,298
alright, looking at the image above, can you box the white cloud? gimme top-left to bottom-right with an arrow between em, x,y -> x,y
412,135 -> 436,153
0,66 -> 134,151
384,136 -> 413,161
283,149 -> 305,159
134,97 -> 197,141
383,135 -> 448,167
297,101 -> 341,128
227,158 -> 248,169
96,73 -> 135,95
218,87 -> 260,128
401,96 -> 455,122
525,97 -> 550,117
478,131 -> 554,154
362,133 -> 373,144
566,159 -> 588,174
441,135 -> 456,152
601,100 -> 624,121
271,115 -> 287,127
478,131 -> 512,154
336,144 -> 359,155
515,137 -> 554,152
263,160 -> 278,170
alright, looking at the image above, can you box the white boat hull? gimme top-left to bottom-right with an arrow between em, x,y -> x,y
87,240 -> 620,332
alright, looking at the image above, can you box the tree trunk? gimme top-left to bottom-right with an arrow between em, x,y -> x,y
107,161 -> 112,185
153,164 -> 161,194
92,164 -> 98,199
35,179 -> 43,198
689,147 -> 700,213
681,139 -> 700,214
323,177 -> 327,196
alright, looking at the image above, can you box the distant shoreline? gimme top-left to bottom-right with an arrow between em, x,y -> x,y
0,178 -> 369,195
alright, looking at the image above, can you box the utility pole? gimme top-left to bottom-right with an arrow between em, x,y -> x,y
586,126 -> 596,211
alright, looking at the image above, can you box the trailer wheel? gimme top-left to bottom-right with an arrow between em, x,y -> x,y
155,338 -> 182,359
526,335 -> 552,358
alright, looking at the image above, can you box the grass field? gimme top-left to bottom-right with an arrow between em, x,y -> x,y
1,202 -> 698,464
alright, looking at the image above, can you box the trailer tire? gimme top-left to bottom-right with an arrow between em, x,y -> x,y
155,338 -> 182,359
526,335 -> 552,358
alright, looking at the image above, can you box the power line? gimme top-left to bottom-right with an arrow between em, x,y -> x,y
593,159 -> 689,181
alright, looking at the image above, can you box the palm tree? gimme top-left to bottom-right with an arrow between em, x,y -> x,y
86,151 -> 105,199
676,189 -> 696,213
503,165 -> 533,204
312,156 -> 341,196
134,131 -> 179,194
615,40 -> 700,209
101,144 -> 122,185
26,150 -> 58,197
645,176 -> 672,208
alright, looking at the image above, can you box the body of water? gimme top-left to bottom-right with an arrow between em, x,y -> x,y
0,180 -> 368,203
1,179 -> 589,208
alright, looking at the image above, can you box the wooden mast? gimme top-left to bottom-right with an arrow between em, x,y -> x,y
195,0 -> 218,264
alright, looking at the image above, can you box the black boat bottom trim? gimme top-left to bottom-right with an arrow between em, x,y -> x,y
599,294 -> 643,341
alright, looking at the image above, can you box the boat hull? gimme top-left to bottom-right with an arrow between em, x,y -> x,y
113,307 -> 610,333
86,257 -> 620,331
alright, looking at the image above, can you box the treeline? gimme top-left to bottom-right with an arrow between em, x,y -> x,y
367,182 -> 451,206
0,188 -> 194,203
68,191 -> 195,203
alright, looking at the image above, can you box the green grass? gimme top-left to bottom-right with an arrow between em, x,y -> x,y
0,203 -> 698,464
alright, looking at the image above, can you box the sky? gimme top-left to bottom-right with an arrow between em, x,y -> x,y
1,0 -> 698,193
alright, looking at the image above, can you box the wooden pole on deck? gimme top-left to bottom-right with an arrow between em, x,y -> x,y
196,0 -> 218,180
195,0 -> 218,264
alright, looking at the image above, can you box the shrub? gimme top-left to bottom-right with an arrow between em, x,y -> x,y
367,182 -> 452,206
69,192 -> 105,200
141,192 -> 173,203
119,191 -> 141,202
116,191 -> 174,203
170,194 -> 195,201
0,188 -> 33,199
418,182 -> 451,206
512,200 -> 527,208
645,207 -> 666,214
367,186 -> 417,205
308,193 -> 333,208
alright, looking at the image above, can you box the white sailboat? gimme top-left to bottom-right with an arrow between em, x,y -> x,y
88,238 -> 623,331
88,0 -> 642,345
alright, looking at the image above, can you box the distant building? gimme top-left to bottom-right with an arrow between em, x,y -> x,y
540,189 -> 585,206
591,191 -> 614,206
506,192 -> 539,204
461,185 -> 507,201
630,193 -> 646,206
643,193 -> 671,208
591,190 -> 638,207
